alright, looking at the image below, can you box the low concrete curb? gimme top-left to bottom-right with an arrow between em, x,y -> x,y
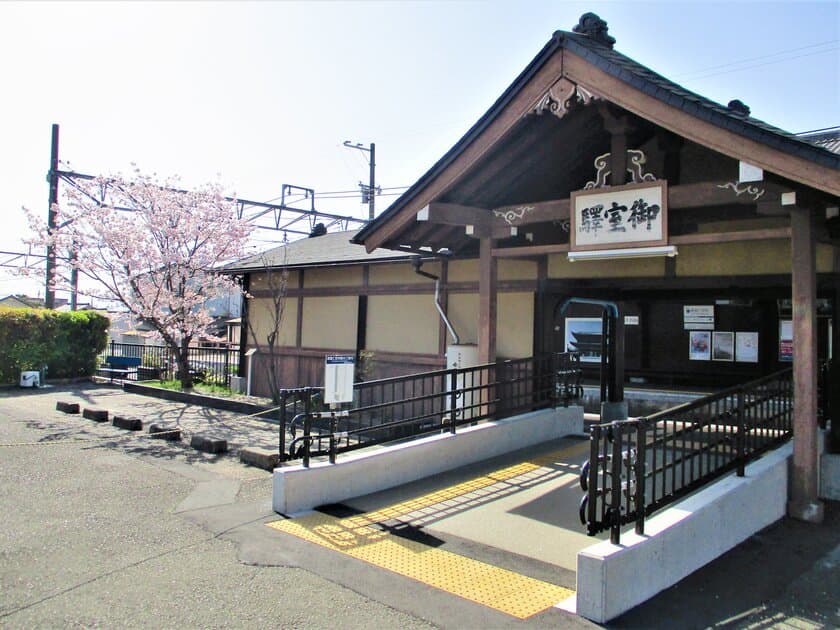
82,408 -> 109,422
240,447 -> 279,471
148,423 -> 181,441
112,415 -> 143,431
56,401 -> 80,414
190,434 -> 228,454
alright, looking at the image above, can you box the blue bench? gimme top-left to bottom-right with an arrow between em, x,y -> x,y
98,356 -> 141,382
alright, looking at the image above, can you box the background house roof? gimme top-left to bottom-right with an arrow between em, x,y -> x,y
225,230 -> 415,272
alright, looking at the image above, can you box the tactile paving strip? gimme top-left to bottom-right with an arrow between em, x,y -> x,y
267,440 -> 588,618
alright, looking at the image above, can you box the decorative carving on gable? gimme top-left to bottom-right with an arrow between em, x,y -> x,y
584,149 -> 657,189
717,181 -> 765,201
493,205 -> 535,226
532,77 -> 597,120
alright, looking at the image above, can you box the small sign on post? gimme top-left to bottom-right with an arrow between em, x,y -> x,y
324,355 -> 355,404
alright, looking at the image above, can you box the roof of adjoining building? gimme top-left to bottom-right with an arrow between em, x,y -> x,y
799,129 -> 840,155
354,13 -> 839,246
225,230 -> 414,272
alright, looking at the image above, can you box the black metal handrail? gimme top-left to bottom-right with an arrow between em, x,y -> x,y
580,368 -> 793,544
278,352 -> 583,466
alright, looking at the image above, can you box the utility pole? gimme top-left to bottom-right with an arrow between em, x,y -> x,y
45,124 -> 59,309
343,140 -> 377,220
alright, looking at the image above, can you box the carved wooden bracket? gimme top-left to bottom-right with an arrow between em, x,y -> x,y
584,149 -> 658,189
532,77 -> 597,119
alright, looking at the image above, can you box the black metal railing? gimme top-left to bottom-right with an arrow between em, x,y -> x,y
98,341 -> 239,387
580,368 -> 793,544
278,352 -> 582,467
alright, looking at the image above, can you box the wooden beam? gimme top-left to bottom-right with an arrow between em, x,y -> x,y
492,243 -> 570,258
670,227 -> 791,245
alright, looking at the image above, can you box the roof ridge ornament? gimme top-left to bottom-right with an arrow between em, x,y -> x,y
572,13 -> 616,49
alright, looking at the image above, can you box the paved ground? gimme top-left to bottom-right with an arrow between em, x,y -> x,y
1,383 -> 838,628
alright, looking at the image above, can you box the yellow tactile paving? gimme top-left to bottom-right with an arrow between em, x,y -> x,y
267,439 -> 589,618
268,511 -> 573,618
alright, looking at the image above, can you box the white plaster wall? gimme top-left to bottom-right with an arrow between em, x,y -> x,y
273,406 -> 583,515
575,441 -> 792,623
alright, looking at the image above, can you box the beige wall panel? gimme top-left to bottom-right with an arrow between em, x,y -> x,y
247,296 -> 298,347
548,254 -> 665,278
497,292 -> 534,359
303,266 -> 363,288
817,244 -> 835,273
448,259 -> 480,282
249,269 -> 297,292
447,293 -> 479,345
367,295 -> 439,354
498,259 -> 537,281
369,261 -> 441,286
676,241 -> 790,276
300,296 -> 358,349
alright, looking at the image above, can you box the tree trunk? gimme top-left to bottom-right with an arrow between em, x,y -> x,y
176,343 -> 193,390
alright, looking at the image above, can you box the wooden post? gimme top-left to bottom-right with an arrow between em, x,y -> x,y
788,206 -> 824,523
478,236 -> 497,418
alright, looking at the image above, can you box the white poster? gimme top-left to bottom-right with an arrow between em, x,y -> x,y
735,332 -> 759,363
684,305 -> 715,330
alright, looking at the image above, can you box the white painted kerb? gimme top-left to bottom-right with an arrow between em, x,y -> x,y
273,406 -> 583,515
575,441 -> 793,623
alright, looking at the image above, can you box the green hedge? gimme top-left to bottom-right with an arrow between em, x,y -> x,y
0,308 -> 110,383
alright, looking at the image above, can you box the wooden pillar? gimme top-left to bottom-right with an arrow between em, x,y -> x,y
478,236 -> 497,363
788,206 -> 824,523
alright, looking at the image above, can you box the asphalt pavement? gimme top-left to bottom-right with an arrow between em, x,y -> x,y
0,383 -> 837,629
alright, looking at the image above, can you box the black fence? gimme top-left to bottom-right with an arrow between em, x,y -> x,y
98,341 -> 239,387
580,368 -> 793,544
278,352 -> 583,466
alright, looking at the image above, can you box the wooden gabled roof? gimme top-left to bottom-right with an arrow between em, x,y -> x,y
354,13 -> 839,255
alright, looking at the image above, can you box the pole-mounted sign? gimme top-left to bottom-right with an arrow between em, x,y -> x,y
324,354 -> 355,404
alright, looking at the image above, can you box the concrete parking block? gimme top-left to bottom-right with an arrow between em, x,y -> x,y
113,415 -> 143,431
240,446 -> 280,471
190,434 -> 228,454
56,401 -> 80,414
148,423 -> 181,441
82,407 -> 109,422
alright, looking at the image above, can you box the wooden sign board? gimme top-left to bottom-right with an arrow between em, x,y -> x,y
570,181 -> 668,251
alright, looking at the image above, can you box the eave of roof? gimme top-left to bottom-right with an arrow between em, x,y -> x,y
354,21 -> 839,247
224,229 -> 416,273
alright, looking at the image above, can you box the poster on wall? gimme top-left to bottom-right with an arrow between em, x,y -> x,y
779,320 -> 793,362
689,331 -> 711,361
735,332 -> 759,363
565,317 -> 602,363
712,331 -> 735,361
683,305 -> 715,330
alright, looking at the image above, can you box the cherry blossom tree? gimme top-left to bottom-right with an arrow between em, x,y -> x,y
26,168 -> 254,389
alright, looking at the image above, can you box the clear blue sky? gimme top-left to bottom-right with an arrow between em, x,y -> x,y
1,1 -> 837,299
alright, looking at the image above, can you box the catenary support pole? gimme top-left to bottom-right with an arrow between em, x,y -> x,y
45,124 -> 59,309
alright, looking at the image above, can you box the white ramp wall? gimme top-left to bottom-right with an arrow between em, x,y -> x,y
273,406 -> 583,515
576,441 -> 793,623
